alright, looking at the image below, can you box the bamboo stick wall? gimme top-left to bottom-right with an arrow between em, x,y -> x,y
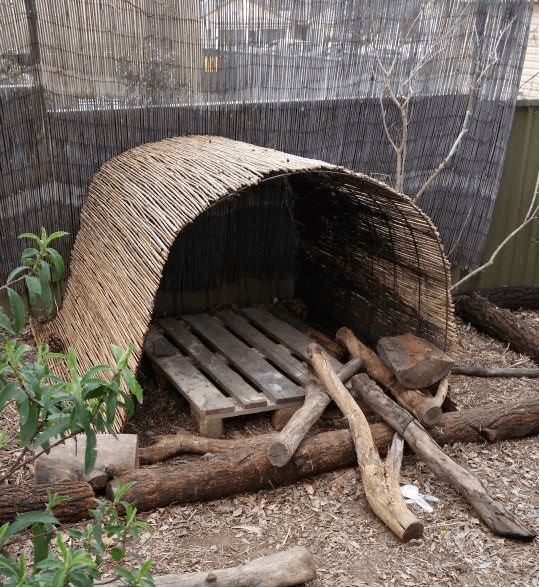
0,0 -> 533,279
33,136 -> 456,431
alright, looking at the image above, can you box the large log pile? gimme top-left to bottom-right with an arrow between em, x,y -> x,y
11,308 -> 539,549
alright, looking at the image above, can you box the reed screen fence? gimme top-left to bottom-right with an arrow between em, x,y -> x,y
0,0 -> 533,279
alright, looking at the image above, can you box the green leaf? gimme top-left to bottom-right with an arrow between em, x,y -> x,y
46,248 -> 65,283
0,511 -> 58,547
82,383 -> 110,402
7,265 -> 29,283
21,247 -> 39,264
12,343 -> 30,366
112,344 -> 133,371
91,522 -> 104,553
34,418 -> 71,448
69,568 -> 96,587
25,275 -> 42,306
110,546 -> 125,562
123,368 -> 143,403
0,308 -> 15,335
51,567 -> 67,587
115,566 -> 135,582
18,232 -> 41,243
105,392 -> 118,426
32,522 -> 52,564
46,493 -> 70,511
38,261 -> 52,312
111,481 -> 134,502
17,391 -> 29,420
81,364 -> 112,383
0,381 -> 20,411
7,288 -> 26,336
84,429 -> 97,474
19,402 -> 39,444
55,532 -> 69,559
0,554 -> 22,579
139,558 -> 154,576
66,348 -> 79,383
67,528 -> 84,540
45,231 -> 69,246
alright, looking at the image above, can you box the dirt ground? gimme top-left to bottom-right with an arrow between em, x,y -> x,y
2,313 -> 539,586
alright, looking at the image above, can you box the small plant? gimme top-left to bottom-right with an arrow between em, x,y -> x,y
2,227 -> 67,323
0,229 -> 154,586
0,487 -> 155,587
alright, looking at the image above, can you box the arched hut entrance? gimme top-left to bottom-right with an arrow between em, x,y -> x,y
35,136 -> 456,432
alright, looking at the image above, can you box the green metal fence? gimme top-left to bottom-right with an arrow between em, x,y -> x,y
459,98 -> 539,289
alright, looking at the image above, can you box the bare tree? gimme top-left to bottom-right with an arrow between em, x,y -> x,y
371,2 -> 538,288
373,4 -> 515,204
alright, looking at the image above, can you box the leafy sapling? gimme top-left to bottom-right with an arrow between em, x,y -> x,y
0,229 -> 154,586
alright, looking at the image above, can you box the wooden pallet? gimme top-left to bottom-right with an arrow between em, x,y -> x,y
144,306 -> 344,437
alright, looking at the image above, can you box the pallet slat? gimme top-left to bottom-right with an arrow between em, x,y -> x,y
159,317 -> 267,408
241,306 -> 343,370
145,332 -> 235,415
184,313 -> 303,404
216,309 -> 307,384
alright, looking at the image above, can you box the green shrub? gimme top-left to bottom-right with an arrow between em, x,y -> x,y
0,229 -> 154,587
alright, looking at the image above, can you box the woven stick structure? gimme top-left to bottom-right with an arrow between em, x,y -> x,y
34,135 -> 456,430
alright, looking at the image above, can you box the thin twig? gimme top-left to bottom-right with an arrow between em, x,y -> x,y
451,168 -> 539,290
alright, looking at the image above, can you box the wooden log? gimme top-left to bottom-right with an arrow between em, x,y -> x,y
107,545 -> 316,587
452,365 -> 539,378
0,481 -> 96,524
308,343 -> 423,542
7,397 -> 539,526
432,395 -> 539,443
461,285 -> 539,311
267,356 -> 363,467
34,434 -> 139,489
352,373 -> 536,541
376,333 -> 454,389
336,327 -> 442,426
139,393 -> 539,466
454,293 -> 539,362
267,381 -> 332,467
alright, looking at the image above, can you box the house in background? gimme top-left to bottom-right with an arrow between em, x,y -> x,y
519,4 -> 539,99
201,0 -> 289,51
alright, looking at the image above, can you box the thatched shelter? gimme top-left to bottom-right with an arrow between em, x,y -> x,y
34,135 -> 456,429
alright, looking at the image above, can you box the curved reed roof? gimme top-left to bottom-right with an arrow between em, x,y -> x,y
34,135 -> 456,425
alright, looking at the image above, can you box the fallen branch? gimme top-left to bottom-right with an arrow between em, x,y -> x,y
452,365 -> 539,378
138,392 -> 539,467
267,356 -> 363,467
309,343 -> 423,541
336,327 -> 442,426
106,546 -> 316,587
352,373 -> 536,541
4,394 -> 539,524
466,285 -> 539,311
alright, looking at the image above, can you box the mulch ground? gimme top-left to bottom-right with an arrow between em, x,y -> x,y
2,313 -> 539,586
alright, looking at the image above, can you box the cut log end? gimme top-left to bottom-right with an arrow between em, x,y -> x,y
422,405 -> 443,427
266,442 -> 289,467
402,521 -> 425,542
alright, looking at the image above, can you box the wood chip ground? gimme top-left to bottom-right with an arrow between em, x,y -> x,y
2,315 -> 539,586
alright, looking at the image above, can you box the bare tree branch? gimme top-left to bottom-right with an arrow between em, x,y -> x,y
413,17 -> 515,206
373,3 -> 515,215
451,167 -> 539,291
